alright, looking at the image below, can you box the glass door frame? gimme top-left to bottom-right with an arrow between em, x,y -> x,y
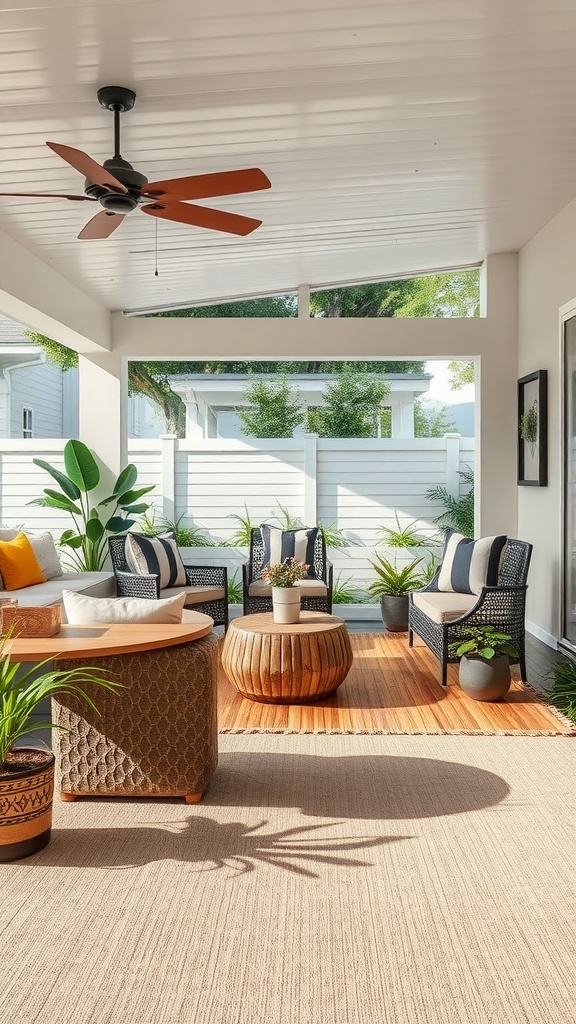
559,298 -> 576,654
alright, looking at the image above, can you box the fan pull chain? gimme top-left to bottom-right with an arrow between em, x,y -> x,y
154,217 -> 159,277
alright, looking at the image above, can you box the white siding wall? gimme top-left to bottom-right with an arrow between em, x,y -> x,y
9,362 -> 64,438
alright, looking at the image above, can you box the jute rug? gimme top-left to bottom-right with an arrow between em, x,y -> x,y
218,633 -> 575,736
2,733 -> 575,1024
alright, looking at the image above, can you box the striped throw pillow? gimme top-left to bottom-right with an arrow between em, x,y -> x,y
125,533 -> 187,589
437,530 -> 507,596
260,524 -> 319,580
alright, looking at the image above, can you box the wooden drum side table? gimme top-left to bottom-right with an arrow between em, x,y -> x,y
9,613 -> 219,804
221,611 -> 353,704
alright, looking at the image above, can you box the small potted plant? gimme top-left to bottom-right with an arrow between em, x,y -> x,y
0,633 -> 123,862
448,625 -> 518,701
367,555 -> 425,632
261,557 -> 309,623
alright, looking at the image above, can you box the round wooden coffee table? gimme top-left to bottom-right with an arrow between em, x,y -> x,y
221,611 -> 353,704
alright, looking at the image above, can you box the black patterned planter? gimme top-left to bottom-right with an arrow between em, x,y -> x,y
0,749 -> 55,862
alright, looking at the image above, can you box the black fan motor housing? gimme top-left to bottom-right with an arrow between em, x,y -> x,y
85,157 -> 148,213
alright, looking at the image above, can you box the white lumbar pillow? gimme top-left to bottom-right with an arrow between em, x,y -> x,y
62,590 -> 187,624
27,531 -> 63,580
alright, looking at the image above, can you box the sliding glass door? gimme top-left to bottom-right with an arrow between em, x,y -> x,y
563,315 -> 576,648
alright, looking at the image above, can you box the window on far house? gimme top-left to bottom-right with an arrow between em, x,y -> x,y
22,407 -> 33,438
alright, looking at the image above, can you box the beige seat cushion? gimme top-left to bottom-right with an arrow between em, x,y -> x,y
248,578 -> 328,598
412,591 -> 478,624
161,585 -> 225,605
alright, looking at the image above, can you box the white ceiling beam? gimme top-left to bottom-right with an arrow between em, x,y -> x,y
0,227 -> 111,353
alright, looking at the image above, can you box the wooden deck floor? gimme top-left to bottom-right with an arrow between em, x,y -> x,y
218,631 -> 576,735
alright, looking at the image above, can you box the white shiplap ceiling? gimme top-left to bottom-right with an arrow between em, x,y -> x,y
1,0 -> 576,313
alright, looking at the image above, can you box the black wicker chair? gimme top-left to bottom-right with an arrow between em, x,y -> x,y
242,526 -> 333,615
108,535 -> 228,630
408,538 -> 533,686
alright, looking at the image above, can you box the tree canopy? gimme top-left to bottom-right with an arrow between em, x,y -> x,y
237,376 -> 304,438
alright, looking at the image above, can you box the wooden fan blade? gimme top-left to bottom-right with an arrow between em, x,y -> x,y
46,142 -> 128,193
78,211 -> 125,240
142,168 -> 271,203
141,201 -> 262,236
0,191 -> 95,201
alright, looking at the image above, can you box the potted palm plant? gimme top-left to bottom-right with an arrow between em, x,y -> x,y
0,634 -> 122,862
448,625 -> 518,701
261,557 -> 309,623
367,555 -> 425,632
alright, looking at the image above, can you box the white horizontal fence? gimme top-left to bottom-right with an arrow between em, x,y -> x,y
0,435 -> 475,605
128,434 -> 475,599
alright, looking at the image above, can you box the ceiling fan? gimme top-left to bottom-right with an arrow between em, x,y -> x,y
0,86 -> 271,240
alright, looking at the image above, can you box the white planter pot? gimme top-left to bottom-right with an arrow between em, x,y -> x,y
272,586 -> 301,624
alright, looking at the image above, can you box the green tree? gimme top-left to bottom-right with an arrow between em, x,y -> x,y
151,295 -> 297,318
237,376 -> 304,438
394,270 -> 480,318
306,369 -> 390,437
309,280 -> 420,318
448,360 -> 475,390
413,399 -> 457,437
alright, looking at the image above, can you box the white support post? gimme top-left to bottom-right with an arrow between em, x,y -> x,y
160,434 -> 177,521
303,432 -> 318,526
445,433 -> 462,499
298,284 -> 310,317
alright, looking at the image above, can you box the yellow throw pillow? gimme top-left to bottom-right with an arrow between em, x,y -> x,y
0,532 -> 46,590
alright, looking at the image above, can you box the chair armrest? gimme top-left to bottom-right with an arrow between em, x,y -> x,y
444,584 -> 527,627
325,559 -> 333,595
184,565 -> 227,590
114,570 -> 161,599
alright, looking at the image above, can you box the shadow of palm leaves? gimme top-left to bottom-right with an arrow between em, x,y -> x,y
45,815 -> 409,874
174,816 -> 408,876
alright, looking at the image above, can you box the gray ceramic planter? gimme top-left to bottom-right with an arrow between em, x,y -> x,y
379,594 -> 409,632
458,654 -> 511,701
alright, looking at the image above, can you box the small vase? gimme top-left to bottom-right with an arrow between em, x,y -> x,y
272,586 -> 301,624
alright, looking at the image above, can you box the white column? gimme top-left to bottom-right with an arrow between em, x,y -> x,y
303,432 -> 318,525
445,433 -> 462,499
78,352 -> 123,486
298,284 -> 310,317
160,434 -> 177,521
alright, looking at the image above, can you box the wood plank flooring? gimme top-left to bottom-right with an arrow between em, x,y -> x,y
218,631 -> 576,735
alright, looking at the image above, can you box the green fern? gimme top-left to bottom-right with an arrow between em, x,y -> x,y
367,555 -> 424,597
425,467 -> 475,538
544,657 -> 576,724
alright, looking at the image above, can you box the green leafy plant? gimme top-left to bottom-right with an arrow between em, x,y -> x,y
227,570 -> 243,604
377,514 -> 430,550
0,633 -> 123,767
28,440 -> 154,571
139,509 -> 213,547
519,401 -> 539,454
367,555 -> 425,597
224,505 -> 257,546
271,504 -> 303,531
261,557 -> 309,587
332,573 -> 365,605
425,467 -> 475,538
448,626 -> 518,661
543,657 -> 576,724
318,522 -> 348,549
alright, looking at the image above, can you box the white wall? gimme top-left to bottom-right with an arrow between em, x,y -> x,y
518,196 -> 576,643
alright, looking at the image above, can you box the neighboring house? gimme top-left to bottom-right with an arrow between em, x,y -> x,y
169,372 -> 434,439
0,315 -> 78,439
0,315 -> 161,439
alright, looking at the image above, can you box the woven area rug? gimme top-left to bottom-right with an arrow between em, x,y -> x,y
2,732 -> 575,1024
218,632 -> 575,736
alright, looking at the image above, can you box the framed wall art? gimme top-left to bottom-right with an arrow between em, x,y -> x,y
517,369 -> 548,486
